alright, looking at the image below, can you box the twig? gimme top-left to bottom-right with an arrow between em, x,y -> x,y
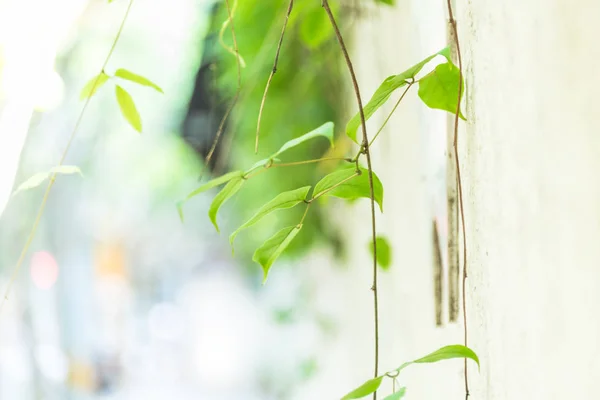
255,0 -> 294,153
214,7 -> 290,174
321,2 -> 380,398
446,0 -> 469,398
299,202 -> 312,224
368,82 -> 413,147
0,0 -> 136,313
200,0 -> 243,180
271,157 -> 350,168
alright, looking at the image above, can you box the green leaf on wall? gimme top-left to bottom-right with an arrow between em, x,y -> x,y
417,62 -> 466,120
253,225 -> 302,283
368,235 -> 392,270
341,376 -> 383,399
395,344 -> 480,374
115,85 -> 142,132
346,47 -> 451,142
382,388 -> 406,400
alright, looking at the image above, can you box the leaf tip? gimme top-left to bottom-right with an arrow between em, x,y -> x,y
176,201 -> 185,223
228,234 -> 236,256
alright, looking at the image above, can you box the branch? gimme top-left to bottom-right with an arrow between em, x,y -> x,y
202,0 -> 243,177
255,0 -> 294,153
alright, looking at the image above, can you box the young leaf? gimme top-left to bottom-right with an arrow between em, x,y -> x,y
208,176 -> 245,232
253,225 -> 302,284
115,85 -> 142,132
396,344 -> 480,374
346,48 -> 450,142
314,166 -> 384,212
176,201 -> 186,223
230,186 -> 310,251
376,0 -> 395,5
369,236 -> 392,270
80,72 -> 109,100
412,344 -> 479,368
114,68 -> 163,93
417,62 -> 466,120
340,376 -> 383,400
272,122 -> 334,158
12,166 -> 82,197
184,171 -> 244,202
382,388 -> 406,400
177,171 -> 244,223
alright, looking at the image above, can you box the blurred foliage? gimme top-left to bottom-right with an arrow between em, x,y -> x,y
204,0 -> 355,268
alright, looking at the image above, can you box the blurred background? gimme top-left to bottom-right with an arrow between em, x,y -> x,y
0,0 -> 451,399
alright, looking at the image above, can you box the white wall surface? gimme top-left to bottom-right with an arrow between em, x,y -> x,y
308,0 -> 600,398
461,0 -> 600,398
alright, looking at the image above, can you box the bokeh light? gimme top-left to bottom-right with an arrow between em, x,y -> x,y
30,251 -> 59,290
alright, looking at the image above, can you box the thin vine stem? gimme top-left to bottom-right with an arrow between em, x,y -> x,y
321,1 -> 380,397
369,82 -> 413,147
255,0 -> 294,153
299,202 -> 312,224
0,0 -> 136,313
446,0 -> 469,398
271,157 -> 350,168
201,0 -> 243,180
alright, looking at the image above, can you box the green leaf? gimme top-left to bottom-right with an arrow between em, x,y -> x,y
341,376 -> 383,400
376,0 -> 395,5
185,171 -> 244,202
417,62 -> 466,120
314,166 -> 384,212
115,68 -> 163,93
115,85 -> 142,132
80,72 -> 109,100
177,171 -> 244,223
176,201 -> 186,223
368,236 -> 392,270
396,345 -> 480,374
230,186 -> 310,252
346,48 -> 450,142
272,122 -> 334,158
208,176 -> 245,232
13,166 -> 83,196
382,388 -> 406,400
253,225 -> 302,283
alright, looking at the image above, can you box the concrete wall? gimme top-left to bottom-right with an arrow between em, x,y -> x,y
313,0 -> 600,398
461,0 -> 600,398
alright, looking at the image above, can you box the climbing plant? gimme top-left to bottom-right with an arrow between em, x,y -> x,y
3,0 -> 477,398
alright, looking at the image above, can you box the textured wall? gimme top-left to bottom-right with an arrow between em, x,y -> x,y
305,0 -> 600,399
461,0 -> 600,398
